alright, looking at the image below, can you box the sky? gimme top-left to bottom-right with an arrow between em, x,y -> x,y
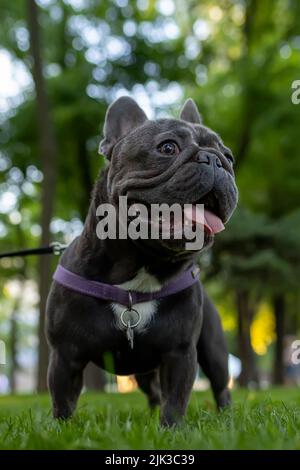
0,49 -> 32,113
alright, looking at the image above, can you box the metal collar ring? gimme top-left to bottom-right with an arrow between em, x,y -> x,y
120,307 -> 141,329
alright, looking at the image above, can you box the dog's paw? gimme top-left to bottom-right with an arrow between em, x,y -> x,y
216,387 -> 231,410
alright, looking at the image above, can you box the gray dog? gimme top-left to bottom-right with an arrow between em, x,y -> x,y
46,97 -> 238,426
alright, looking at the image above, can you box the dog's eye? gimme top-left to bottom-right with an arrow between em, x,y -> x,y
224,150 -> 234,164
157,141 -> 180,156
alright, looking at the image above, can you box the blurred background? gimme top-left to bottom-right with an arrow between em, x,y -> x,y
0,0 -> 300,395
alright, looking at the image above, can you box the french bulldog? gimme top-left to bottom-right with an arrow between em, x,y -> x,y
46,97 -> 238,427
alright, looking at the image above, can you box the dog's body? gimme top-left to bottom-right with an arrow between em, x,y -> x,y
46,98 -> 238,426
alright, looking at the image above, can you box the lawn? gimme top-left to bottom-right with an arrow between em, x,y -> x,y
0,388 -> 300,450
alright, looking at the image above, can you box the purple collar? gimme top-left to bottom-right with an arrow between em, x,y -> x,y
53,264 -> 200,306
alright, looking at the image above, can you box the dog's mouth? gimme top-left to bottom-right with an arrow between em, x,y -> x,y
191,191 -> 225,235
126,191 -> 224,237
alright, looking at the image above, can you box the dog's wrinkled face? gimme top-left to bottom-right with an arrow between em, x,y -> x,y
100,97 -> 238,253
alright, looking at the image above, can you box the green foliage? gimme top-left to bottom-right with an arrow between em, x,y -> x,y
208,207 -> 300,294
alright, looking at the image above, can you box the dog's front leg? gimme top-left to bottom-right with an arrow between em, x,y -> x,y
159,346 -> 197,427
48,348 -> 86,419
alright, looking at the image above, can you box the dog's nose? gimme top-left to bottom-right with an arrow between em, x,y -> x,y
195,151 -> 222,168
195,151 -> 210,164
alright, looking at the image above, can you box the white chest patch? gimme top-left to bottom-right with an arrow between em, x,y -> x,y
111,268 -> 162,333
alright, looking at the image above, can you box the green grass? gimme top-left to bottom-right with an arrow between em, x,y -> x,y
0,388 -> 300,449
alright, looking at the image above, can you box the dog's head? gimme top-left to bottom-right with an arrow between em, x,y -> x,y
99,96 -> 238,255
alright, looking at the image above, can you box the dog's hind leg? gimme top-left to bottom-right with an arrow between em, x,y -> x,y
197,290 -> 231,409
48,347 -> 87,419
135,370 -> 161,410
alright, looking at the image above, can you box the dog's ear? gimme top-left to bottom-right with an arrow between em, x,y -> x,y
99,96 -> 148,159
180,98 -> 202,124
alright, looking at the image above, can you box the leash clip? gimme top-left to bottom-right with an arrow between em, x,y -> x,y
51,242 -> 67,256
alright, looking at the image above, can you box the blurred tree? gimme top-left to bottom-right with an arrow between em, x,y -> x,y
26,0 -> 58,392
206,208 -> 300,385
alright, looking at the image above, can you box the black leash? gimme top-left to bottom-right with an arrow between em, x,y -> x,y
0,242 -> 67,259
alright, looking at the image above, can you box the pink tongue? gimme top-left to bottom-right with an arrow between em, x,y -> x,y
204,209 -> 225,234
184,206 -> 225,234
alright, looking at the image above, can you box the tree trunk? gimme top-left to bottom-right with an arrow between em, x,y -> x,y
84,363 -> 106,391
27,0 -> 58,392
236,290 -> 259,387
76,136 -> 93,220
273,294 -> 285,385
9,307 -> 18,393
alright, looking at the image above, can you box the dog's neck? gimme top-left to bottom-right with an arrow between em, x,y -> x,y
67,169 -> 194,285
